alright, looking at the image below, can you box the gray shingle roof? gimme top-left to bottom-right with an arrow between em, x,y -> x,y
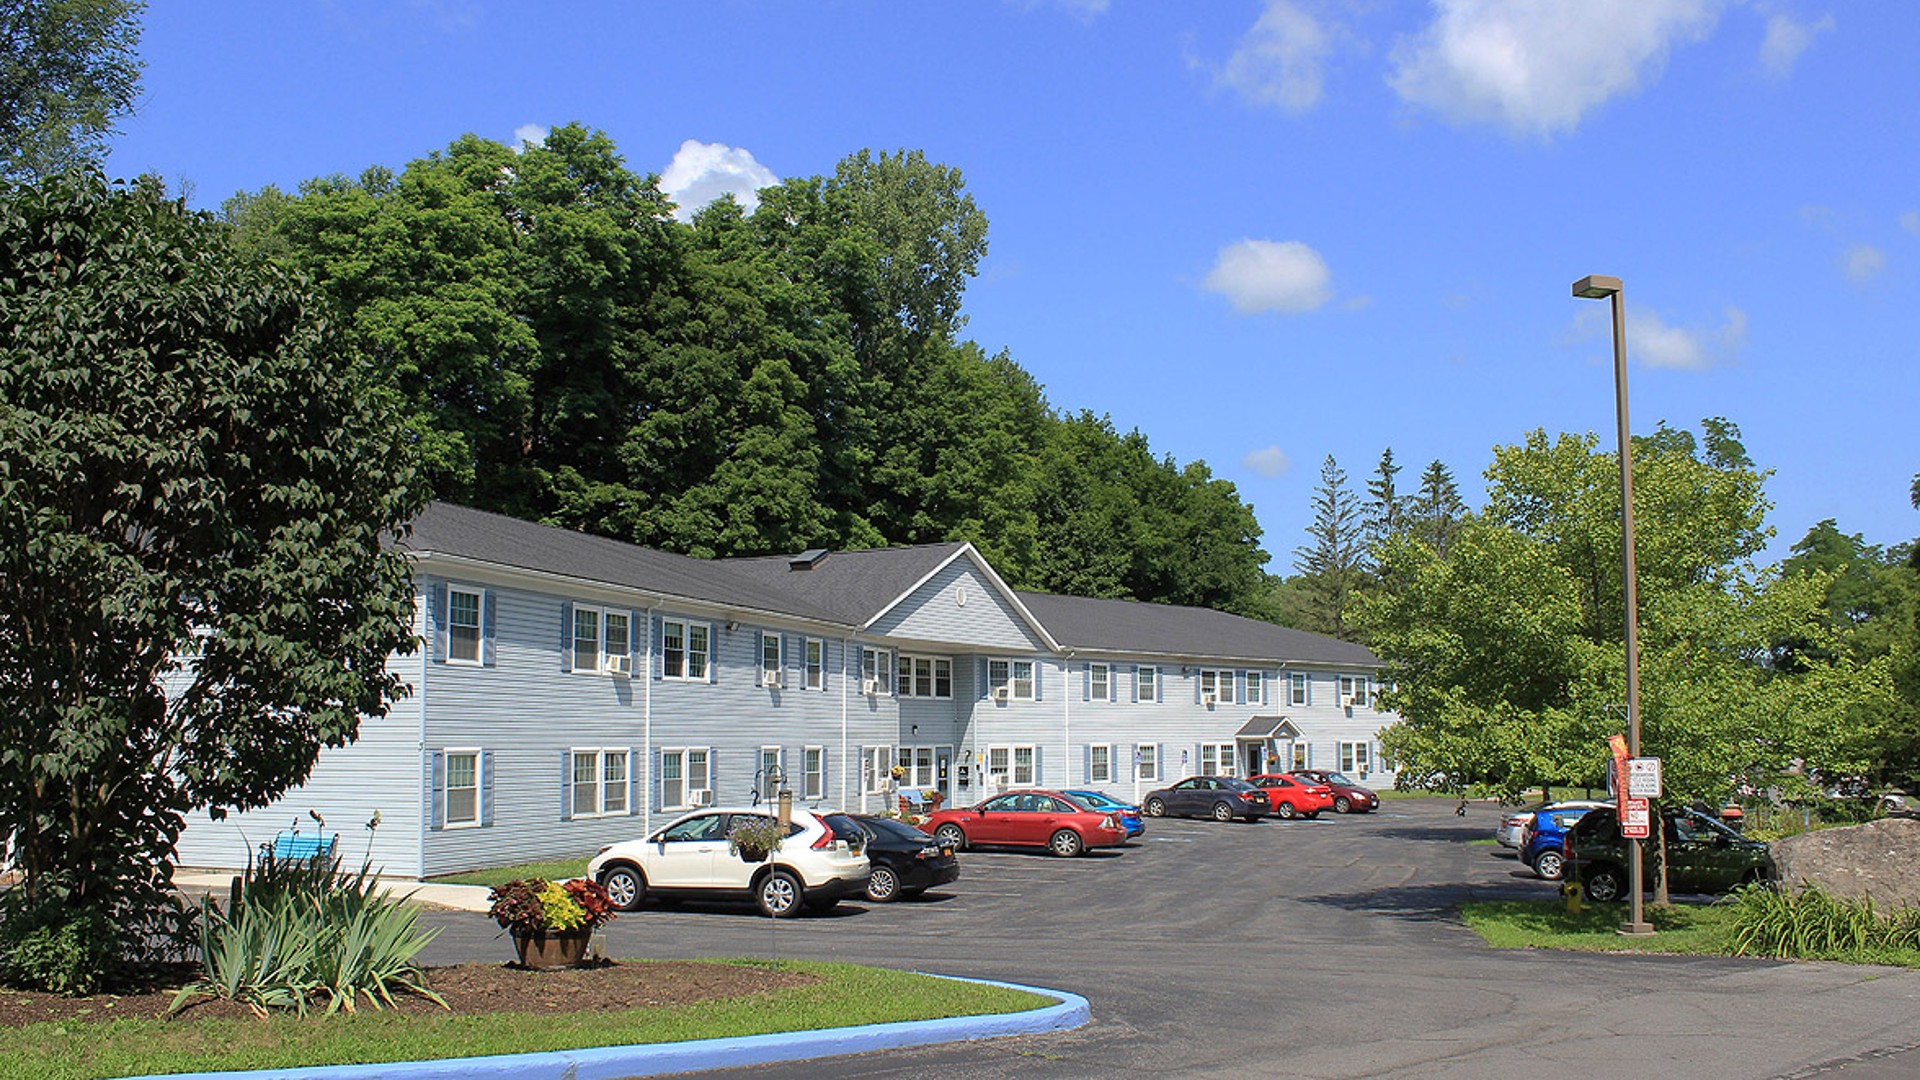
404,503 -> 845,624
1014,590 -> 1380,668
721,542 -> 972,626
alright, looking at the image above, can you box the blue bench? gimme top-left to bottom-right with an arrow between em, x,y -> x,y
269,832 -> 338,863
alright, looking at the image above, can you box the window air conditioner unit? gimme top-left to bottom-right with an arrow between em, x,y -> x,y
605,655 -> 631,676
761,671 -> 782,688
862,678 -> 880,696
690,788 -> 713,806
1202,692 -> 1217,707
992,685 -> 1010,702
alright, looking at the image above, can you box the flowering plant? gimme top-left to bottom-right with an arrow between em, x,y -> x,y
488,877 -> 617,934
725,814 -> 789,860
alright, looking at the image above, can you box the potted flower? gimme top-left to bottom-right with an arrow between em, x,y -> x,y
487,877 -> 617,969
726,814 -> 789,863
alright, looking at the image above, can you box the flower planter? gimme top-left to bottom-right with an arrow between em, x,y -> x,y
512,928 -> 593,970
736,848 -> 769,864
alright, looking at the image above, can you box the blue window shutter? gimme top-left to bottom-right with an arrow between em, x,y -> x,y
1195,672 -> 1203,705
651,613 -> 663,680
979,657 -> 991,700
708,623 -> 719,683
708,749 -> 718,801
1129,665 -> 1139,704
479,750 -> 495,826
1196,743 -> 1206,775
1236,671 -> 1247,706
481,591 -> 497,667
629,609 -> 642,673
630,746 -> 642,815
652,748 -> 664,813
559,750 -> 573,821
560,602 -> 574,673
1081,664 -> 1090,702
1033,661 -> 1044,702
428,751 -> 445,830
1083,744 -> 1092,784
1033,744 -> 1045,787
429,582 -> 448,663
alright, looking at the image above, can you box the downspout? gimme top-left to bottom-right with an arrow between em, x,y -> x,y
840,636 -> 851,814
1061,651 -> 1074,791
642,604 -> 654,837
417,581 -> 430,880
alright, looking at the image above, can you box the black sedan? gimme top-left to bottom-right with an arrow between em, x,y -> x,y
847,814 -> 961,902
1141,776 -> 1270,822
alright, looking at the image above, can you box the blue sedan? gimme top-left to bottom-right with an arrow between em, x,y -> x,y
1522,803 -> 1605,880
1061,789 -> 1145,839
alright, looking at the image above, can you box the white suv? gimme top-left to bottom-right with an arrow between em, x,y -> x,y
588,807 -> 870,918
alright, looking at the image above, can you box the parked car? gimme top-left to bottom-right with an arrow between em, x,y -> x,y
847,814 -> 961,902
1496,799 -> 1612,850
588,806 -> 869,918
926,790 -> 1129,857
1141,776 -> 1270,822
1288,769 -> 1379,813
1059,789 -> 1145,838
1519,803 -> 1609,880
1563,805 -> 1774,902
1246,773 -> 1335,819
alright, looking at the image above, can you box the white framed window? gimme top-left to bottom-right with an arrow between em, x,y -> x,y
1200,668 -> 1234,704
864,745 -> 894,793
1200,742 -> 1236,777
571,606 -> 631,674
1341,740 -> 1372,776
448,588 -> 483,664
1089,663 -> 1111,702
1136,743 -> 1159,782
803,745 -> 824,799
1290,672 -> 1310,706
1340,675 -> 1371,708
445,749 -> 480,826
1089,744 -> 1112,784
805,638 -> 824,690
572,606 -> 600,672
894,745 -> 938,787
862,647 -> 889,695
988,658 -> 1035,700
1292,742 -> 1310,770
571,748 -> 629,817
661,618 -> 710,681
1137,665 -> 1157,702
986,746 -> 1010,788
1246,671 -> 1264,706
895,654 -> 953,698
1014,745 -> 1035,785
759,746 -> 784,799
660,747 -> 711,809
760,632 -> 783,688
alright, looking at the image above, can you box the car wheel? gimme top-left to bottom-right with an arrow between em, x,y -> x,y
934,823 -> 967,851
1533,850 -> 1566,881
865,865 -> 900,902
1050,829 -> 1085,857
1275,801 -> 1297,820
1144,797 -> 1167,817
1211,801 -> 1235,822
1584,865 -> 1626,903
757,870 -> 803,918
1334,796 -> 1353,813
600,864 -> 645,912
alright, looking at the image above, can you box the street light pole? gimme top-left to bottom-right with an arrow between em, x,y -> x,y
1572,274 -> 1654,937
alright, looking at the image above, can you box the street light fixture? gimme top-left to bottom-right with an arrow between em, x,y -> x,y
1571,274 -> 1655,938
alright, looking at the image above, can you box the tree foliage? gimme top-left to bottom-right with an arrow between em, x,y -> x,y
0,173 -> 421,983
1289,455 -> 1367,640
0,0 -> 144,180
226,127 -> 1272,609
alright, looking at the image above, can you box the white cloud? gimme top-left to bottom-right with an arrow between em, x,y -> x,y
512,124 -> 548,151
1900,210 -> 1920,237
1203,239 -> 1333,314
1387,0 -> 1723,137
1568,303 -> 1746,369
1218,1 -> 1334,114
1759,11 -> 1833,80
659,140 -> 780,223
1844,244 -> 1886,283
1243,446 -> 1293,478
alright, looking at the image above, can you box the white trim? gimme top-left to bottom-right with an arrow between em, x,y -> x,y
446,585 -> 484,665
860,544 -> 1062,652
659,746 -> 711,811
569,747 -> 632,818
443,747 -> 482,828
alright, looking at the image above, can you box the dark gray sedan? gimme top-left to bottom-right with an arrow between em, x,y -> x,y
1141,776 -> 1270,822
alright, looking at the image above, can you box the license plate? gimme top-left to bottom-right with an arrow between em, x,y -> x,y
941,846 -> 953,857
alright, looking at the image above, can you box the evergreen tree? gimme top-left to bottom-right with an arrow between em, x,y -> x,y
1293,455 -> 1367,640
1364,447 -> 1410,553
1410,459 -> 1466,556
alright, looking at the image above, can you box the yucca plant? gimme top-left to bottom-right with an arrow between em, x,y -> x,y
1729,883 -> 1920,961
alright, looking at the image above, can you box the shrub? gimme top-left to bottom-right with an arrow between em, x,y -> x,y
0,904 -> 120,996
1729,883 -> 1920,960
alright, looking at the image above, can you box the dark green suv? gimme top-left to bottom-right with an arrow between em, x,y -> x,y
1564,805 -> 1773,902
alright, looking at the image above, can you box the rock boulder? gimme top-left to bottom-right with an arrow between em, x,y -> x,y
1770,818 -> 1920,908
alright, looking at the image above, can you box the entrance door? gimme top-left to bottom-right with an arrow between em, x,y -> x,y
935,747 -> 953,800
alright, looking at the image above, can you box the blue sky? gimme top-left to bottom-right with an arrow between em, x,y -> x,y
108,1 -> 1920,569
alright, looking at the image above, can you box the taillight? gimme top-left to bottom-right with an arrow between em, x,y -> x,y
811,822 -> 834,850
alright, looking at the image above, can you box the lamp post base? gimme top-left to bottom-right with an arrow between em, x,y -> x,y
1617,921 -> 1656,937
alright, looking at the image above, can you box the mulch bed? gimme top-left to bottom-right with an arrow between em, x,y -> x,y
0,960 -> 818,1029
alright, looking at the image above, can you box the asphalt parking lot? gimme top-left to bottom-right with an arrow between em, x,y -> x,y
416,797 -> 1920,1079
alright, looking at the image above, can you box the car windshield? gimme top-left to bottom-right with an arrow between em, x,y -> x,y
1065,791 -> 1120,810
1322,772 -> 1356,786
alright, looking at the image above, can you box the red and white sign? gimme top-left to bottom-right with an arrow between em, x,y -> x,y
1620,797 -> 1651,839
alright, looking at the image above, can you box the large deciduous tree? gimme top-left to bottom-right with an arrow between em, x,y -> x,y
0,0 -> 144,180
0,174 -> 420,986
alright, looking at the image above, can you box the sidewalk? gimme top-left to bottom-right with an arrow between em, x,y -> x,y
171,870 -> 495,913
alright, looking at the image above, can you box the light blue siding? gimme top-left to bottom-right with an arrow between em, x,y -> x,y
868,558 -> 1045,651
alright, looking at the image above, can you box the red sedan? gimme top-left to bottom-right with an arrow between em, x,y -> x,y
1247,773 -> 1336,819
925,789 -> 1128,857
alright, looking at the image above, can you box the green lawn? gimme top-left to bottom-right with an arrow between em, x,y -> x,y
1461,898 -> 1740,956
6,961 -> 1050,1080
428,858 -> 589,888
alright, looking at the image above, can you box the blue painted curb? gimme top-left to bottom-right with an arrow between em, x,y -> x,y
124,974 -> 1089,1080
